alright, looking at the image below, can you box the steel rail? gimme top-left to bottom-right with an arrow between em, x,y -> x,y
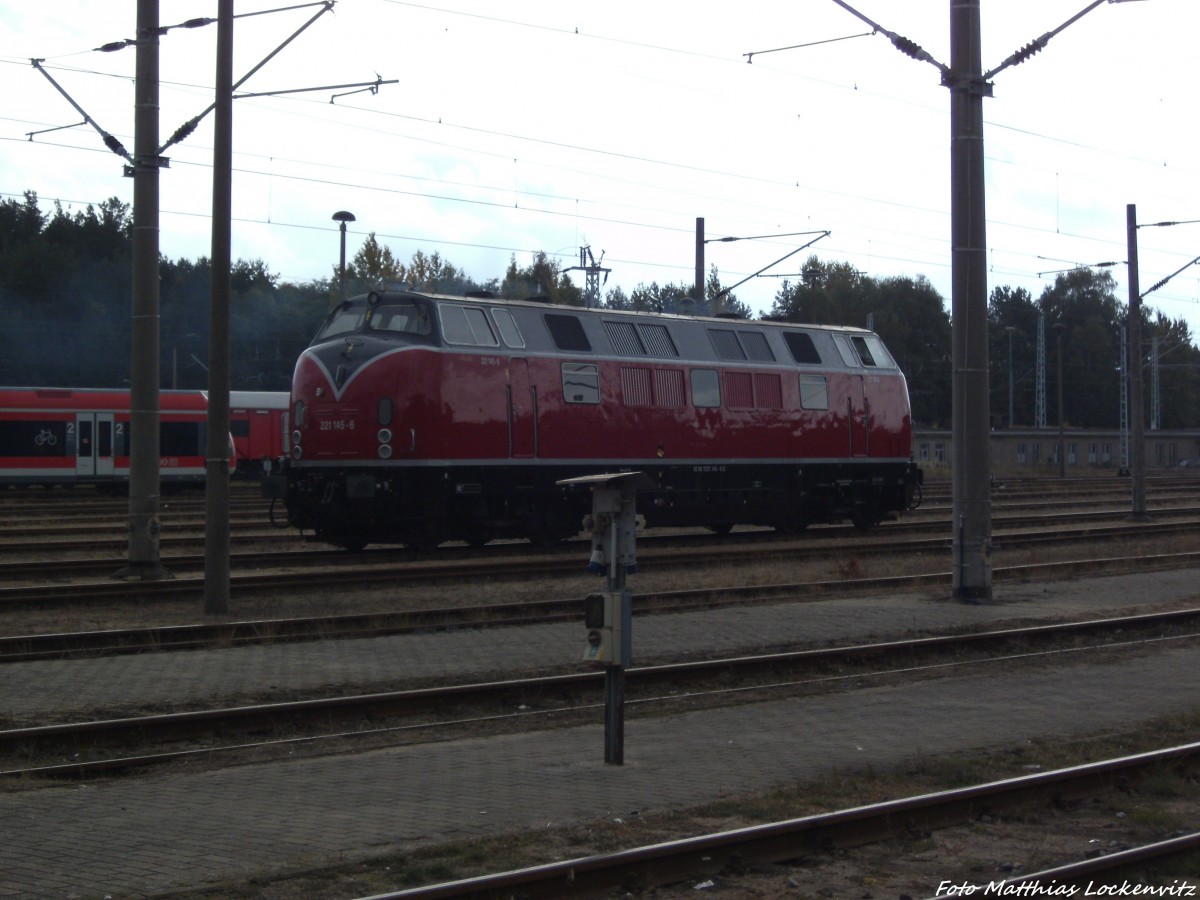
3,606 -> 1198,775
2,515 -> 1199,612
2,545 -> 1200,661
358,743 -> 1200,899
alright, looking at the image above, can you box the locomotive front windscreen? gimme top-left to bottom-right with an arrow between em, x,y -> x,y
314,302 -> 366,341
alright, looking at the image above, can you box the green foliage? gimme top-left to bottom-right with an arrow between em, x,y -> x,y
500,251 -> 582,305
769,256 -> 953,425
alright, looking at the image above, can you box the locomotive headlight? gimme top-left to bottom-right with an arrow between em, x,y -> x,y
291,445 -> 303,460
378,444 -> 393,459
378,428 -> 392,444
292,430 -> 302,446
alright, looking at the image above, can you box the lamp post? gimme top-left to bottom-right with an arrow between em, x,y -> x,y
332,210 -> 356,305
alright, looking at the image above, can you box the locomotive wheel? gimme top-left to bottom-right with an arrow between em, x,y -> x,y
850,510 -> 878,531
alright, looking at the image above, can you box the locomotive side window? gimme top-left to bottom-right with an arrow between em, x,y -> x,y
690,369 -> 721,408
562,363 -> 600,403
545,314 -> 591,352
490,308 -> 525,349
440,304 -> 498,347
784,332 -> 823,365
799,374 -> 830,410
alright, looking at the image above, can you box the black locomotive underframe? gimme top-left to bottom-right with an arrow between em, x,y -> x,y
286,460 -> 921,549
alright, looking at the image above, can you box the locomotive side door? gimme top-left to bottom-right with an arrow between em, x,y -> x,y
508,358 -> 537,458
75,413 -> 115,479
847,375 -> 868,458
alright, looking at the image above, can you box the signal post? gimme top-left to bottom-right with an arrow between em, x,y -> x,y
558,472 -> 653,765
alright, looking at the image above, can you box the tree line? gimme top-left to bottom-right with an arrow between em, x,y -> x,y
2,191 -> 1197,429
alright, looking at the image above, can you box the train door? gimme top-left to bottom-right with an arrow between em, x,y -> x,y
508,358 -> 536,458
74,412 -> 114,478
847,376 -> 868,457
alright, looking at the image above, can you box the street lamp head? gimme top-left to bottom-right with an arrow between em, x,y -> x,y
332,210 -> 356,224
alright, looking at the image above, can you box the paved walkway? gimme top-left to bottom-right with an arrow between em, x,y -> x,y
0,569 -> 1198,897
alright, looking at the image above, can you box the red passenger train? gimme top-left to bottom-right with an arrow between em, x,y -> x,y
0,387 -> 212,489
0,387 -> 288,489
280,291 -> 922,550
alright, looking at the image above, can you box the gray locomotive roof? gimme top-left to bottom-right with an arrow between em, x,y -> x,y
349,290 -> 893,371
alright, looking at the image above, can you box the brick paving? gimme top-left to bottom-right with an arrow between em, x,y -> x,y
0,569 -> 1197,897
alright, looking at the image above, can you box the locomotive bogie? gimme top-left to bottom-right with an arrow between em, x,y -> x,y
284,291 -> 922,549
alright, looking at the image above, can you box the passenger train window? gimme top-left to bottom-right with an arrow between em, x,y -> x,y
799,374 -> 829,410
545,314 -> 591,352
783,332 -> 822,365
490,308 -> 525,348
562,363 -> 600,403
440,304 -> 498,347
690,369 -> 721,408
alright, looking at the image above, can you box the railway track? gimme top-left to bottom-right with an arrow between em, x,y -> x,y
3,545 -> 1200,662
1,511 -> 1198,612
3,605 -> 1198,778
364,746 -> 1200,898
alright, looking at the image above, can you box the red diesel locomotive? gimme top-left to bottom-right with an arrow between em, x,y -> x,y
280,291 -> 922,550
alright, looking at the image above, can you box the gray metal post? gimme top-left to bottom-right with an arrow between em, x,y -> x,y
948,0 -> 992,601
204,0 -> 233,615
119,0 -> 168,581
1126,204 -> 1147,518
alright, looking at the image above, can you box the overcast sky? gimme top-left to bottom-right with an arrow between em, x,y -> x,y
3,1 -> 1198,340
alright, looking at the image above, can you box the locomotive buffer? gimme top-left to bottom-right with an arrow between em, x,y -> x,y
558,472 -> 655,765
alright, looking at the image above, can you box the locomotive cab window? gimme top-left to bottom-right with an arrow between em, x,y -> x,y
490,308 -> 525,348
562,363 -> 600,403
440,304 -> 498,347
835,333 -> 897,369
313,302 -> 366,341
